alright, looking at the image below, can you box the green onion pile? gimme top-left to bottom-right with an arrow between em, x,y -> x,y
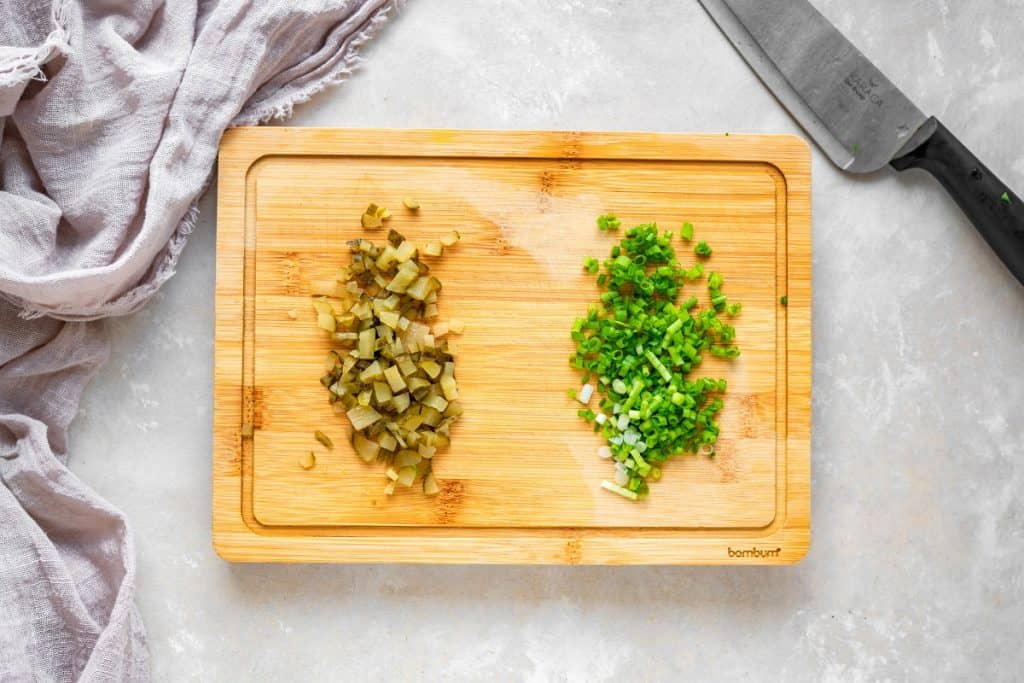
570,216 -> 741,500
314,223 -> 462,496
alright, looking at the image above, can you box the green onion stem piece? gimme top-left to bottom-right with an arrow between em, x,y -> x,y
601,480 -> 639,500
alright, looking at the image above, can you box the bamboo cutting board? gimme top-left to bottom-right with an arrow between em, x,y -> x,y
213,128 -> 810,564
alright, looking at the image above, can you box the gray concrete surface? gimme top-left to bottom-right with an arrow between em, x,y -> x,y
69,1 -> 1024,680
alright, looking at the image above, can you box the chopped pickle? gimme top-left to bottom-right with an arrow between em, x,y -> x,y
347,405 -> 383,430
394,240 -> 418,263
391,391 -> 411,413
439,375 -> 458,401
419,359 -> 442,379
312,219 -> 461,494
373,381 -> 393,403
384,365 -> 407,392
352,433 -> 380,462
397,466 -> 416,487
378,432 -> 398,452
317,311 -> 336,332
314,430 -> 334,450
395,450 -> 421,468
423,471 -> 440,495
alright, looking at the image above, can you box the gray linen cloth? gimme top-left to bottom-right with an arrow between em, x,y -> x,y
0,1 -> 399,679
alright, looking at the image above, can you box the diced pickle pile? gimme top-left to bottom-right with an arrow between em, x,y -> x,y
315,227 -> 462,496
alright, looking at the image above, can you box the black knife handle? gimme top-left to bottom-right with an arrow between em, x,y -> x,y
890,117 -> 1024,286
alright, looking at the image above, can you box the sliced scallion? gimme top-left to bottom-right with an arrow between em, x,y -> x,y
601,479 -> 639,500
570,219 -> 740,501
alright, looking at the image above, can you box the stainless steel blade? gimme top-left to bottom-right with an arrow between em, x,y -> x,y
698,0 -> 936,173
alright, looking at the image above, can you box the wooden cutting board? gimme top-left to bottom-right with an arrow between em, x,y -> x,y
213,128 -> 810,564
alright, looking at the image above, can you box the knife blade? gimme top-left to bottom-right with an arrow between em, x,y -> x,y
699,0 -> 1024,285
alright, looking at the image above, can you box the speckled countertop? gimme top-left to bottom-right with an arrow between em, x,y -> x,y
69,1 -> 1024,680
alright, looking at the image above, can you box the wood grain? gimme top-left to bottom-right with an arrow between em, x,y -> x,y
213,128 -> 811,564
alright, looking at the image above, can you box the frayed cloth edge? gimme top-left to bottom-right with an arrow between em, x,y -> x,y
0,0 -> 70,89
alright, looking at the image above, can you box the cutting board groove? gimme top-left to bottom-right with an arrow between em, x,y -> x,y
213,128 -> 810,564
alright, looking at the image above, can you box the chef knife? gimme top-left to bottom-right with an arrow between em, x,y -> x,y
698,0 -> 1024,285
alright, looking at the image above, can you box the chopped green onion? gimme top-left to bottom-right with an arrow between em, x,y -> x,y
601,480 -> 639,500
695,241 -> 713,258
644,350 -> 672,382
597,213 -> 622,231
780,295 -> 788,306
681,222 -> 694,241
570,218 -> 740,501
